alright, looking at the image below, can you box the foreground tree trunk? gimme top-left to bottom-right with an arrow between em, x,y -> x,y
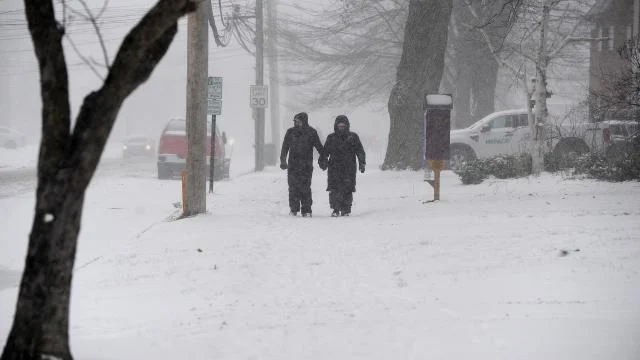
383,0 -> 453,170
1,1 -> 197,359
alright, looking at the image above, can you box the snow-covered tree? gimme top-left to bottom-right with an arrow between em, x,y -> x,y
467,0 -> 596,174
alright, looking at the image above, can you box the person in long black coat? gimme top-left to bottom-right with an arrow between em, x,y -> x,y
319,115 -> 366,217
280,112 -> 324,217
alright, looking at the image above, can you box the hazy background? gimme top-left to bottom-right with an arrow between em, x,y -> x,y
0,0 -> 589,168
0,0 -> 392,169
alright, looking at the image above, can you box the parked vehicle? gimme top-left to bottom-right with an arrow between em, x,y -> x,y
600,120 -> 639,145
448,109 -> 625,170
156,118 -> 230,180
0,126 -> 26,149
605,127 -> 640,162
123,135 -> 155,158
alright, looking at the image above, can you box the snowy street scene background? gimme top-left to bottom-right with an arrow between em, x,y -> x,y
2,0 -> 640,358
1,147 -> 639,359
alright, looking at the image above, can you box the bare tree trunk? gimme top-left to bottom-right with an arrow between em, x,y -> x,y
531,0 -> 550,175
1,1 -> 196,359
453,43 -> 472,128
383,0 -> 453,170
471,53 -> 498,120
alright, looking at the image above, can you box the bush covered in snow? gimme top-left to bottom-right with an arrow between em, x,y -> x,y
455,154 -> 531,185
457,150 -> 640,184
573,152 -> 640,181
544,151 -> 580,173
454,159 -> 489,184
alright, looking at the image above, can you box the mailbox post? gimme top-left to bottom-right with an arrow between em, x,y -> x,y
424,94 -> 452,202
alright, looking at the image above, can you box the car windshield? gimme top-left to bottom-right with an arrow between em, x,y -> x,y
165,120 -> 212,134
126,137 -> 150,143
608,122 -> 639,137
165,120 -> 186,132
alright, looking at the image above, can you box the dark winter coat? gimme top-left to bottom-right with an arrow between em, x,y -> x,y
322,117 -> 366,193
280,118 -> 324,175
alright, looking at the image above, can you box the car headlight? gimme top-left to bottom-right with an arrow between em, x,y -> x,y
123,145 -> 128,150
145,145 -> 151,150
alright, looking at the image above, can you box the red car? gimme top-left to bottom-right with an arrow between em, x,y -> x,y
157,118 -> 230,180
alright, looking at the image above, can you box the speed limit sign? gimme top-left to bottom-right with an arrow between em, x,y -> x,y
250,85 -> 268,108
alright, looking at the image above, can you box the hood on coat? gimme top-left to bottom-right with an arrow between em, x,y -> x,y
294,112 -> 309,126
334,115 -> 350,132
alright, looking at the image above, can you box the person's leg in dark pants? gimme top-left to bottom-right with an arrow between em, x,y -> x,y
300,173 -> 313,216
329,191 -> 342,216
287,171 -> 301,215
341,192 -> 353,216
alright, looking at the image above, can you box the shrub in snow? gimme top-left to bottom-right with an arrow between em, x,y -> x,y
455,159 -> 489,184
544,151 -> 580,172
573,152 -> 640,182
455,154 -> 531,184
486,154 -> 532,179
457,150 -> 640,184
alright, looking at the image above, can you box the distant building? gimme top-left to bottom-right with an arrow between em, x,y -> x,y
588,0 -> 639,121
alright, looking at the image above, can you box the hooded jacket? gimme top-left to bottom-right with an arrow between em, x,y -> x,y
321,115 -> 366,192
280,112 -> 324,170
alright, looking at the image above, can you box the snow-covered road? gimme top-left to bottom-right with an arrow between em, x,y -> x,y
1,155 -> 639,359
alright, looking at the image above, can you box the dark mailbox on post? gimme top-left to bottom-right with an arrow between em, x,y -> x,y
424,94 -> 453,161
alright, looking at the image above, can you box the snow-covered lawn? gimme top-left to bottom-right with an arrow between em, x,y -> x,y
1,159 -> 639,359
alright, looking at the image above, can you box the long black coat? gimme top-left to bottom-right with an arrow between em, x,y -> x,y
280,123 -> 323,180
322,124 -> 366,193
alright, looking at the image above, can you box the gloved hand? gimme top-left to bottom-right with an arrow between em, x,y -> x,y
280,162 -> 288,170
359,163 -> 365,173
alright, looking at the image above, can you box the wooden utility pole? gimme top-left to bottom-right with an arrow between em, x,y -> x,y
255,0 -> 265,171
266,0 -> 281,162
185,0 -> 208,216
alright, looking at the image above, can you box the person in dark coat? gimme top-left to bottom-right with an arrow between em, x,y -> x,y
280,112 -> 324,217
319,115 -> 366,217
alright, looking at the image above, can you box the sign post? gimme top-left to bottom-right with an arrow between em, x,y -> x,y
208,77 -> 223,193
424,94 -> 453,202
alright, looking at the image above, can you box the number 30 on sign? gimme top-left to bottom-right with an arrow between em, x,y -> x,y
250,85 -> 268,108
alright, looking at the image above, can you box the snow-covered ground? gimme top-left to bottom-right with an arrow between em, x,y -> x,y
1,147 -> 639,359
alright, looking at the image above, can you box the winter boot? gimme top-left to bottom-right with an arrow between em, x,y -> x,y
289,211 -> 298,216
302,212 -> 312,217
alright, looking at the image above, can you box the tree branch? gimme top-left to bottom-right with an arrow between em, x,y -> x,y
68,0 -> 199,190
64,34 -> 104,80
70,0 -> 111,69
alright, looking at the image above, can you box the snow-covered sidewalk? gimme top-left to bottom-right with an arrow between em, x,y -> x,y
1,167 -> 639,359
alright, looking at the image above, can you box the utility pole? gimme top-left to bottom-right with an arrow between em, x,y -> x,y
184,0 -> 208,216
255,0 -> 265,171
266,0 -> 281,163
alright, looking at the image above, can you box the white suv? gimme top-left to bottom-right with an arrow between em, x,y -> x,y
449,109 -> 531,169
448,109 -> 620,170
